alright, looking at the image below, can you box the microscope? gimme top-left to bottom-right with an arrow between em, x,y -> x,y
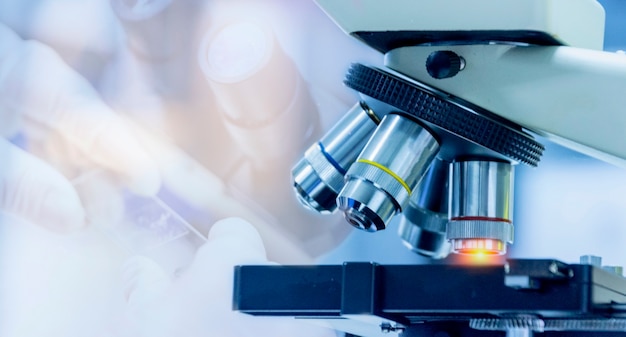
234,1 -> 626,336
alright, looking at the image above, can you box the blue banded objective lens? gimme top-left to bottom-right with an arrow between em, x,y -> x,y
292,102 -> 379,214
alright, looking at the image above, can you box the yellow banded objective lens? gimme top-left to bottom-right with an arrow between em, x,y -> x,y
337,113 -> 440,232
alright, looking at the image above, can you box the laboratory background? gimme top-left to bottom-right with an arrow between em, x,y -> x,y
0,0 -> 624,337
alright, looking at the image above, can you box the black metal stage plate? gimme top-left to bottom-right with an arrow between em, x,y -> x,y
234,260 -> 626,337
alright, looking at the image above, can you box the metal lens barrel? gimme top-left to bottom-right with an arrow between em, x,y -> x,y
292,102 -> 379,213
447,160 -> 514,255
337,113 -> 440,231
398,158 -> 451,258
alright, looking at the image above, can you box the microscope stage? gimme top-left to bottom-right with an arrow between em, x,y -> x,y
234,260 -> 626,337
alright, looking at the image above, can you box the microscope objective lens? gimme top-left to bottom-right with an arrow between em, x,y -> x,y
337,113 -> 440,231
291,102 -> 380,214
447,160 -> 514,255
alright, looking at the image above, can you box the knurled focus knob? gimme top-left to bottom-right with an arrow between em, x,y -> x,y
426,50 -> 465,79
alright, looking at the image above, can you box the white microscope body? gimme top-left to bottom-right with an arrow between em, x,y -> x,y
317,0 -> 625,167
291,0 -> 626,257
234,3 -> 626,337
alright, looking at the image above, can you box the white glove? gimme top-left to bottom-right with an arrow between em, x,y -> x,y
119,217 -> 338,337
0,138 -> 84,231
0,23 -> 161,231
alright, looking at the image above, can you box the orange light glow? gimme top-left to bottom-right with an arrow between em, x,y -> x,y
455,251 -> 505,265
452,240 -> 507,265
452,238 -> 506,256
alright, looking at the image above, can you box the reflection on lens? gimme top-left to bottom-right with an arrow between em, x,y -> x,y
398,158 -> 451,258
292,102 -> 380,213
337,113 -> 440,231
447,160 -> 514,255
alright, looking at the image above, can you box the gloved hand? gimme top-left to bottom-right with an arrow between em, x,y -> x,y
0,23 -> 161,232
101,0 -> 376,259
0,2 -> 365,336
0,217 -> 338,337
118,217 -> 338,337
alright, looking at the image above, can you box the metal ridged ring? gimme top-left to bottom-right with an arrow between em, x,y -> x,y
447,220 -> 514,243
344,63 -> 544,166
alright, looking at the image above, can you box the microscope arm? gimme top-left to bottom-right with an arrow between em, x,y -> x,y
315,0 -> 604,51
316,0 -> 624,166
385,45 -> 626,168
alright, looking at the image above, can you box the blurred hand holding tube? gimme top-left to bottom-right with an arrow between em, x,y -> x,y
199,20 -> 320,172
337,113 -> 440,232
198,18 -> 356,257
